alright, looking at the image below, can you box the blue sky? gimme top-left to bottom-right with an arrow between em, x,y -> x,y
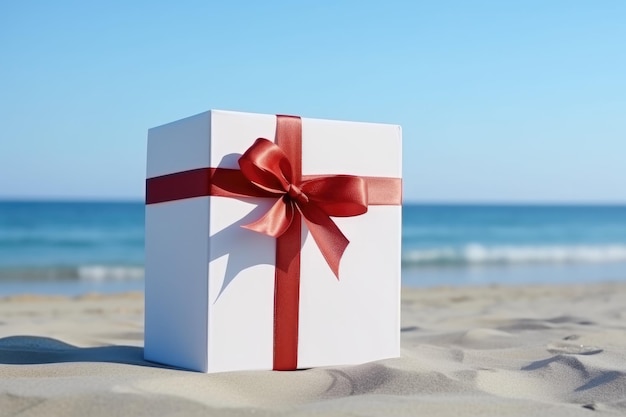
1,1 -> 625,203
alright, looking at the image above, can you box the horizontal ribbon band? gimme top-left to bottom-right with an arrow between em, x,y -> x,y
146,168 -> 402,206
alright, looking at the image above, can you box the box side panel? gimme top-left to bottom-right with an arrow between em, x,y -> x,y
144,200 -> 210,371
144,112 -> 211,372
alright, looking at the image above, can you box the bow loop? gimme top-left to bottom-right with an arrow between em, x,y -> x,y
238,138 -> 293,194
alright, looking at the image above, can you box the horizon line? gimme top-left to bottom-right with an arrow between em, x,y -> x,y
1,197 -> 626,206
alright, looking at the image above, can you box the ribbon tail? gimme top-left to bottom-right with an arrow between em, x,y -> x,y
242,196 -> 294,238
299,203 -> 349,279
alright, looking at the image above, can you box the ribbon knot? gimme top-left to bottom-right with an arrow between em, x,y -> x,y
287,184 -> 309,204
238,137 -> 368,278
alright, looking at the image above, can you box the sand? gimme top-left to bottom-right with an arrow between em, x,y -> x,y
1,282 -> 626,416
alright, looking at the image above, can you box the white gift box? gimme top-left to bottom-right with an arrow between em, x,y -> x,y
144,110 -> 402,373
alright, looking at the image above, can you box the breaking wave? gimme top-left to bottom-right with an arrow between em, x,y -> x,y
402,244 -> 626,267
0,265 -> 144,281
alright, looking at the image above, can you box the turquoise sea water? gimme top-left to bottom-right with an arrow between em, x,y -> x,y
1,201 -> 625,295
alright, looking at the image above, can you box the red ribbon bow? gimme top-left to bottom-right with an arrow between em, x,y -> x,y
238,137 -> 368,278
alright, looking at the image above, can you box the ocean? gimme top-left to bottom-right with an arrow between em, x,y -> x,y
1,201 -> 625,296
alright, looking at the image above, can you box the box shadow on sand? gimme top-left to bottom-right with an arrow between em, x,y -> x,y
0,336 -> 179,370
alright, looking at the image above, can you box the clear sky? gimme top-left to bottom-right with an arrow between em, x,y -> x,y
1,1 -> 625,203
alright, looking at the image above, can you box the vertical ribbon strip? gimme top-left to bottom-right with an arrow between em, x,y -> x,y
272,116 -> 303,370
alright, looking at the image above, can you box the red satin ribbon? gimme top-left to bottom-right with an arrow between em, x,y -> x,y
146,115 -> 402,370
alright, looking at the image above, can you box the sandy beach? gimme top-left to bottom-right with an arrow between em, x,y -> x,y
1,282 -> 625,416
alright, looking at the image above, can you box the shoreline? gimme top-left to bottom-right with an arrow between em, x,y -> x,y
2,262 -> 626,297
